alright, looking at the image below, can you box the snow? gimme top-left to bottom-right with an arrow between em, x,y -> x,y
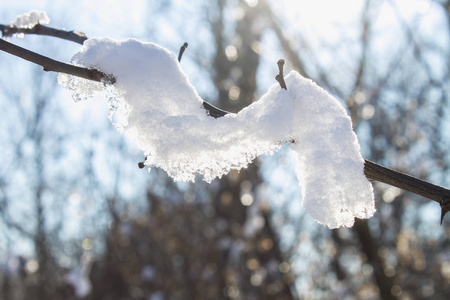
10,10 -> 50,28
59,37 -> 375,228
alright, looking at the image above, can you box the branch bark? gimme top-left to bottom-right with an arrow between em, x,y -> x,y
0,38 -> 115,84
1,23 -> 87,45
1,22 -> 450,222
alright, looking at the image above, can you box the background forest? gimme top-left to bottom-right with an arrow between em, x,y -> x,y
1,0 -> 450,299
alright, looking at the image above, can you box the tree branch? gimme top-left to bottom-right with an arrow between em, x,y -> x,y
1,23 -> 87,45
275,59 -> 287,90
363,160 -> 450,203
0,38 -> 115,84
364,160 -> 450,223
178,42 -> 188,62
202,88 -> 450,223
203,95 -> 450,196
2,22 -> 450,222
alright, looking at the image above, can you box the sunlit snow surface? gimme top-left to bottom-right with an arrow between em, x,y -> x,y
59,37 -> 375,228
10,10 -> 50,28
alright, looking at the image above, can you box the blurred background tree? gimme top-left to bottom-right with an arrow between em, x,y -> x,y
1,0 -> 450,299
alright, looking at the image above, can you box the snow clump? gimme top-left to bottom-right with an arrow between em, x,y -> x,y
10,10 -> 50,28
58,37 -> 375,228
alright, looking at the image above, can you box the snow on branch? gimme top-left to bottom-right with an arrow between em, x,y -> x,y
1,12 -> 450,227
0,10 -> 87,45
56,37 -> 376,229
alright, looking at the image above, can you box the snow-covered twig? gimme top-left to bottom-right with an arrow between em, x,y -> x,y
0,23 -> 87,45
207,90 -> 450,218
1,21 -> 450,223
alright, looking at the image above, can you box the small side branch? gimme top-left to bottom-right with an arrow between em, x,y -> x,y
1,23 -> 87,45
363,160 -> 450,203
178,42 -> 188,62
275,59 -> 287,90
138,157 -> 147,169
0,38 -> 115,84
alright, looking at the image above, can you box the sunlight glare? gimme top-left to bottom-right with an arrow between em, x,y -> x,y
245,0 -> 259,7
275,0 -> 364,42
282,0 -> 363,26
395,0 -> 432,15
276,0 -> 433,42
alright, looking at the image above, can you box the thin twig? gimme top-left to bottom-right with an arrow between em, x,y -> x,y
1,23 -> 87,45
275,59 -> 287,90
178,42 -> 188,62
363,160 -> 450,204
0,38 -> 115,84
138,158 -> 146,169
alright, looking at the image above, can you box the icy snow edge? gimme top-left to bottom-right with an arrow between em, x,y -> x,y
58,37 -> 375,228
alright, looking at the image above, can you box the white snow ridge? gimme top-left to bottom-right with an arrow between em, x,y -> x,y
59,37 -> 375,228
10,10 -> 50,28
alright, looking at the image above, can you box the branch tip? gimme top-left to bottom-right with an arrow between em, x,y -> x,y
277,58 -> 285,72
275,58 -> 287,90
138,156 -> 148,169
0,23 -> 87,45
178,42 -> 188,62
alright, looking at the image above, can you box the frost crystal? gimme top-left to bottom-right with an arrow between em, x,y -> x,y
10,10 -> 50,28
59,37 -> 375,228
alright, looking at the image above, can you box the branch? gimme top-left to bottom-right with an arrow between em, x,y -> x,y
0,38 -> 115,84
275,59 -> 287,90
203,93 -> 450,200
364,160 -> 450,224
1,23 -> 87,45
2,22 -> 450,223
202,75 -> 450,222
178,42 -> 188,62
